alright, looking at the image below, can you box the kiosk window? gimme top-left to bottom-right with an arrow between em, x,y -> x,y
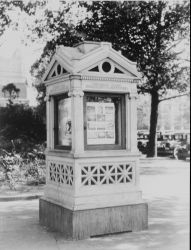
84,93 -> 125,150
54,95 -> 72,150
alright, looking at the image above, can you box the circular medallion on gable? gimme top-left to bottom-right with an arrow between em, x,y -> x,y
102,62 -> 111,72
100,61 -> 114,73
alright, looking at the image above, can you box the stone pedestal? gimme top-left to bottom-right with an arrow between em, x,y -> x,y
40,198 -> 148,239
39,153 -> 148,238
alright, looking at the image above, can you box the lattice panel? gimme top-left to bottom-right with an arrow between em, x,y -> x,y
49,162 -> 74,186
81,163 -> 134,186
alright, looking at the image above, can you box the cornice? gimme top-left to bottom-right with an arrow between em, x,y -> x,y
81,75 -> 140,83
45,75 -> 70,86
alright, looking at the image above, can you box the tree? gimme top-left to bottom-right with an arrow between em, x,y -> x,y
137,97 -> 150,131
0,2 -> 10,38
2,83 -> 20,105
76,1 -> 190,157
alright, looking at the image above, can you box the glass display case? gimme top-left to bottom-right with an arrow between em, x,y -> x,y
84,93 -> 126,150
54,94 -> 72,149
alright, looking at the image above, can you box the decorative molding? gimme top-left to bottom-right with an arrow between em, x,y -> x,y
47,81 -> 70,95
45,75 -> 70,86
49,161 -> 74,186
69,75 -> 82,81
81,75 -> 140,83
81,162 -> 134,186
68,89 -> 84,97
83,81 -> 134,93
129,92 -> 138,100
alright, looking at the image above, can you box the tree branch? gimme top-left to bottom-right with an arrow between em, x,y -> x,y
166,38 -> 185,52
159,92 -> 190,102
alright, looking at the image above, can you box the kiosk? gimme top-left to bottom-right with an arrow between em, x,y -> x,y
39,41 -> 148,239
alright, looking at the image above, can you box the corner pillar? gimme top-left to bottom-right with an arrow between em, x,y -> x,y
45,94 -> 54,150
130,92 -> 138,152
69,77 -> 84,155
126,92 -> 138,153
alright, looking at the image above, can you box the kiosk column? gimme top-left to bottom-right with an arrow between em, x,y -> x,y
39,41 -> 148,240
69,77 -> 84,155
130,92 -> 138,153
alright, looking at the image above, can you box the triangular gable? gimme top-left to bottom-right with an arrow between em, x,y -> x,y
42,42 -> 141,81
73,48 -> 141,78
82,58 -> 137,77
45,61 -> 69,81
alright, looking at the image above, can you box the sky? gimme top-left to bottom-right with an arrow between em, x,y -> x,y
0,29 -> 43,106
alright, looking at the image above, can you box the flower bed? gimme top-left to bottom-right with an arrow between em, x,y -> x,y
0,149 -> 46,190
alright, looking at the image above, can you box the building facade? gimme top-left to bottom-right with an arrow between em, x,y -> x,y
0,48 -> 28,106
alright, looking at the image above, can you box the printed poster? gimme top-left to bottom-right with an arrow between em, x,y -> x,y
58,98 -> 72,146
86,102 -> 115,145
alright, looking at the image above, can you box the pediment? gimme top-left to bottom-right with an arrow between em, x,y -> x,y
82,58 -> 137,77
42,42 -> 141,82
45,61 -> 69,81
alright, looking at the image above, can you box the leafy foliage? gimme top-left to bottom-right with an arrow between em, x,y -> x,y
0,148 -> 46,190
0,1 -> 10,37
0,103 -> 46,153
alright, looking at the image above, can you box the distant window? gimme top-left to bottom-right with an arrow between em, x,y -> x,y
89,66 -> 99,72
57,64 -> 61,75
114,67 -> 124,74
51,71 -> 56,77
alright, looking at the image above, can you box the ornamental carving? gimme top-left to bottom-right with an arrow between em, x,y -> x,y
49,161 -> 74,186
81,163 -> 134,186
82,75 -> 140,83
128,92 -> 138,100
68,89 -> 84,97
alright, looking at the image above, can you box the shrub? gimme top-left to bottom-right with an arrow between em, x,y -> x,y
0,149 -> 46,189
0,103 -> 46,154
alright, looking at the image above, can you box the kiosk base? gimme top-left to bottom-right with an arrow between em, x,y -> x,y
39,198 -> 148,240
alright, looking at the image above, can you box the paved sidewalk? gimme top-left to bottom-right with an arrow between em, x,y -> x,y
0,158 -> 190,250
0,184 -> 44,201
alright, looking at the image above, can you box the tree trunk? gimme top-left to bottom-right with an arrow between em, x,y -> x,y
147,91 -> 159,157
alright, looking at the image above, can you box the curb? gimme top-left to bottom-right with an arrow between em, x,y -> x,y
0,193 -> 43,202
140,157 -> 172,161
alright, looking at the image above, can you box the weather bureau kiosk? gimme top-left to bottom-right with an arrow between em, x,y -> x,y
39,41 -> 148,239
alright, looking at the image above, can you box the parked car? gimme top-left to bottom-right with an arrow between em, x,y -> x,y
137,131 -> 149,154
174,143 -> 190,160
157,141 -> 173,156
